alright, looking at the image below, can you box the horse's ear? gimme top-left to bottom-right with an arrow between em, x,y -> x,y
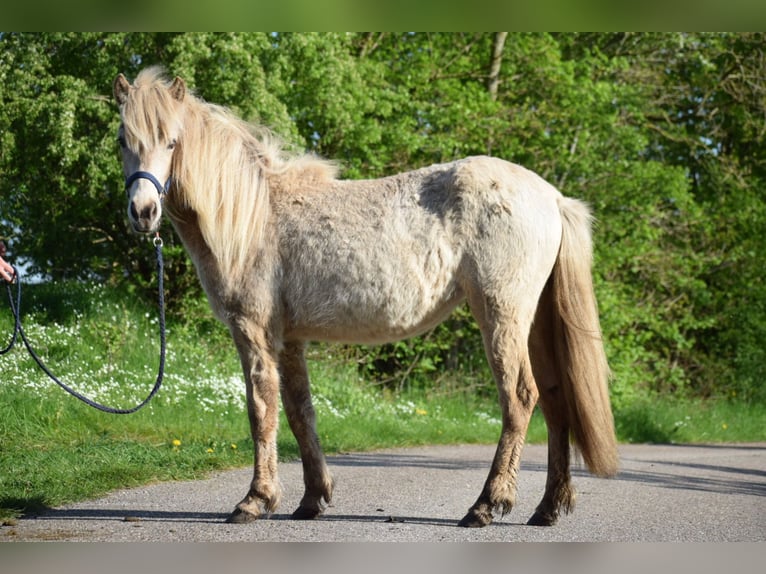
114,73 -> 130,105
169,76 -> 186,102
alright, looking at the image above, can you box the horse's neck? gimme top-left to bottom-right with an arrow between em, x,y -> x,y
166,205 -> 226,292
165,200 -> 274,317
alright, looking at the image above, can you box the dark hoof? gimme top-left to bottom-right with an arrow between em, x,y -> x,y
527,511 -> 557,526
292,506 -> 322,520
226,507 -> 259,524
458,509 -> 493,528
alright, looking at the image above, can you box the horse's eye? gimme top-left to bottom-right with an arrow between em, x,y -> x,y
168,139 -> 177,150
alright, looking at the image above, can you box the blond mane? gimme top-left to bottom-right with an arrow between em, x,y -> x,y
123,67 -> 339,279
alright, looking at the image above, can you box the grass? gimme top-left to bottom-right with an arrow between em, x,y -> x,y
0,280 -> 763,522
613,397 -> 764,444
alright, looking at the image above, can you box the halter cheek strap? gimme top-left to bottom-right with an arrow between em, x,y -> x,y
125,171 -> 171,197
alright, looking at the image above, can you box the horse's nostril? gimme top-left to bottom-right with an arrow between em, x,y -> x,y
130,202 -> 139,221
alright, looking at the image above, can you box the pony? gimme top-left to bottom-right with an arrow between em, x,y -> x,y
113,66 -> 618,528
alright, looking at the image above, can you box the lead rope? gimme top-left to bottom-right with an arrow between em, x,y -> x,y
1,235 -> 166,414
0,267 -> 21,355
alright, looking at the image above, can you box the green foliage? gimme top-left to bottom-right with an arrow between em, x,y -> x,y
1,33 -> 764,403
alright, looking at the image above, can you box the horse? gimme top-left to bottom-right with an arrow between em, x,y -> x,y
113,66 -> 618,528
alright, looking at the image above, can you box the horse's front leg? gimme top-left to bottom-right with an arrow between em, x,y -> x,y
279,341 -> 334,519
226,322 -> 283,524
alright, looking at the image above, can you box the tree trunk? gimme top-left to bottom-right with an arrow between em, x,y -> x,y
487,32 -> 508,100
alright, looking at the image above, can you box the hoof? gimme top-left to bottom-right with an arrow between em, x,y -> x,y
226,507 -> 260,524
458,508 -> 493,528
292,506 -> 322,520
527,511 -> 557,526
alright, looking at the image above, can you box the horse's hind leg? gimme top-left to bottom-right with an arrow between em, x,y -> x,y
527,290 -> 575,526
279,341 -> 334,519
459,301 -> 539,527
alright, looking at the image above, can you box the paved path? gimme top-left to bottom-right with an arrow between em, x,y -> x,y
2,443 -> 764,542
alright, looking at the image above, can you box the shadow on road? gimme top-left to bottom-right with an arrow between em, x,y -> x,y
23,507 -> 229,524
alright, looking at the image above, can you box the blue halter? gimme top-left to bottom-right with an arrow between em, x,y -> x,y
125,171 -> 171,197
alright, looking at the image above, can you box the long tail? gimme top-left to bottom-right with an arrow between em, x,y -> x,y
550,197 -> 618,477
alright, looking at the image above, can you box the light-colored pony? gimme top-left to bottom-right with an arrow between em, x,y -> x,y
114,67 -> 618,528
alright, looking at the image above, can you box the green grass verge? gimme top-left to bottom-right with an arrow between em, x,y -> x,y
0,281 -> 763,522
614,397 -> 764,444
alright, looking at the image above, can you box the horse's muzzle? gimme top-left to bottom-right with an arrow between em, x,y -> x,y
129,200 -> 161,233
125,170 -> 169,233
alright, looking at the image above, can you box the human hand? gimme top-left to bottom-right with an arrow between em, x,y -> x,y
0,256 -> 15,283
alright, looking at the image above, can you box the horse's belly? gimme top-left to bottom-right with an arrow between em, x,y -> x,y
282,248 -> 465,344
284,284 -> 465,345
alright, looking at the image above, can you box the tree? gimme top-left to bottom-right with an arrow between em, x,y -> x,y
487,32 -> 508,100
2,34 -> 150,284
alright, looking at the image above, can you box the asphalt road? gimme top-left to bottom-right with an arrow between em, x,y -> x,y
3,443 -> 764,542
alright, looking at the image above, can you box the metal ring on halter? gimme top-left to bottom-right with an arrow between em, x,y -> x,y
153,234 -> 164,248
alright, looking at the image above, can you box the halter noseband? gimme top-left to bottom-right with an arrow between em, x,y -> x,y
125,171 -> 171,197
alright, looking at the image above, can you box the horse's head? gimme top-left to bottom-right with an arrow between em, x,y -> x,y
113,69 -> 186,233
